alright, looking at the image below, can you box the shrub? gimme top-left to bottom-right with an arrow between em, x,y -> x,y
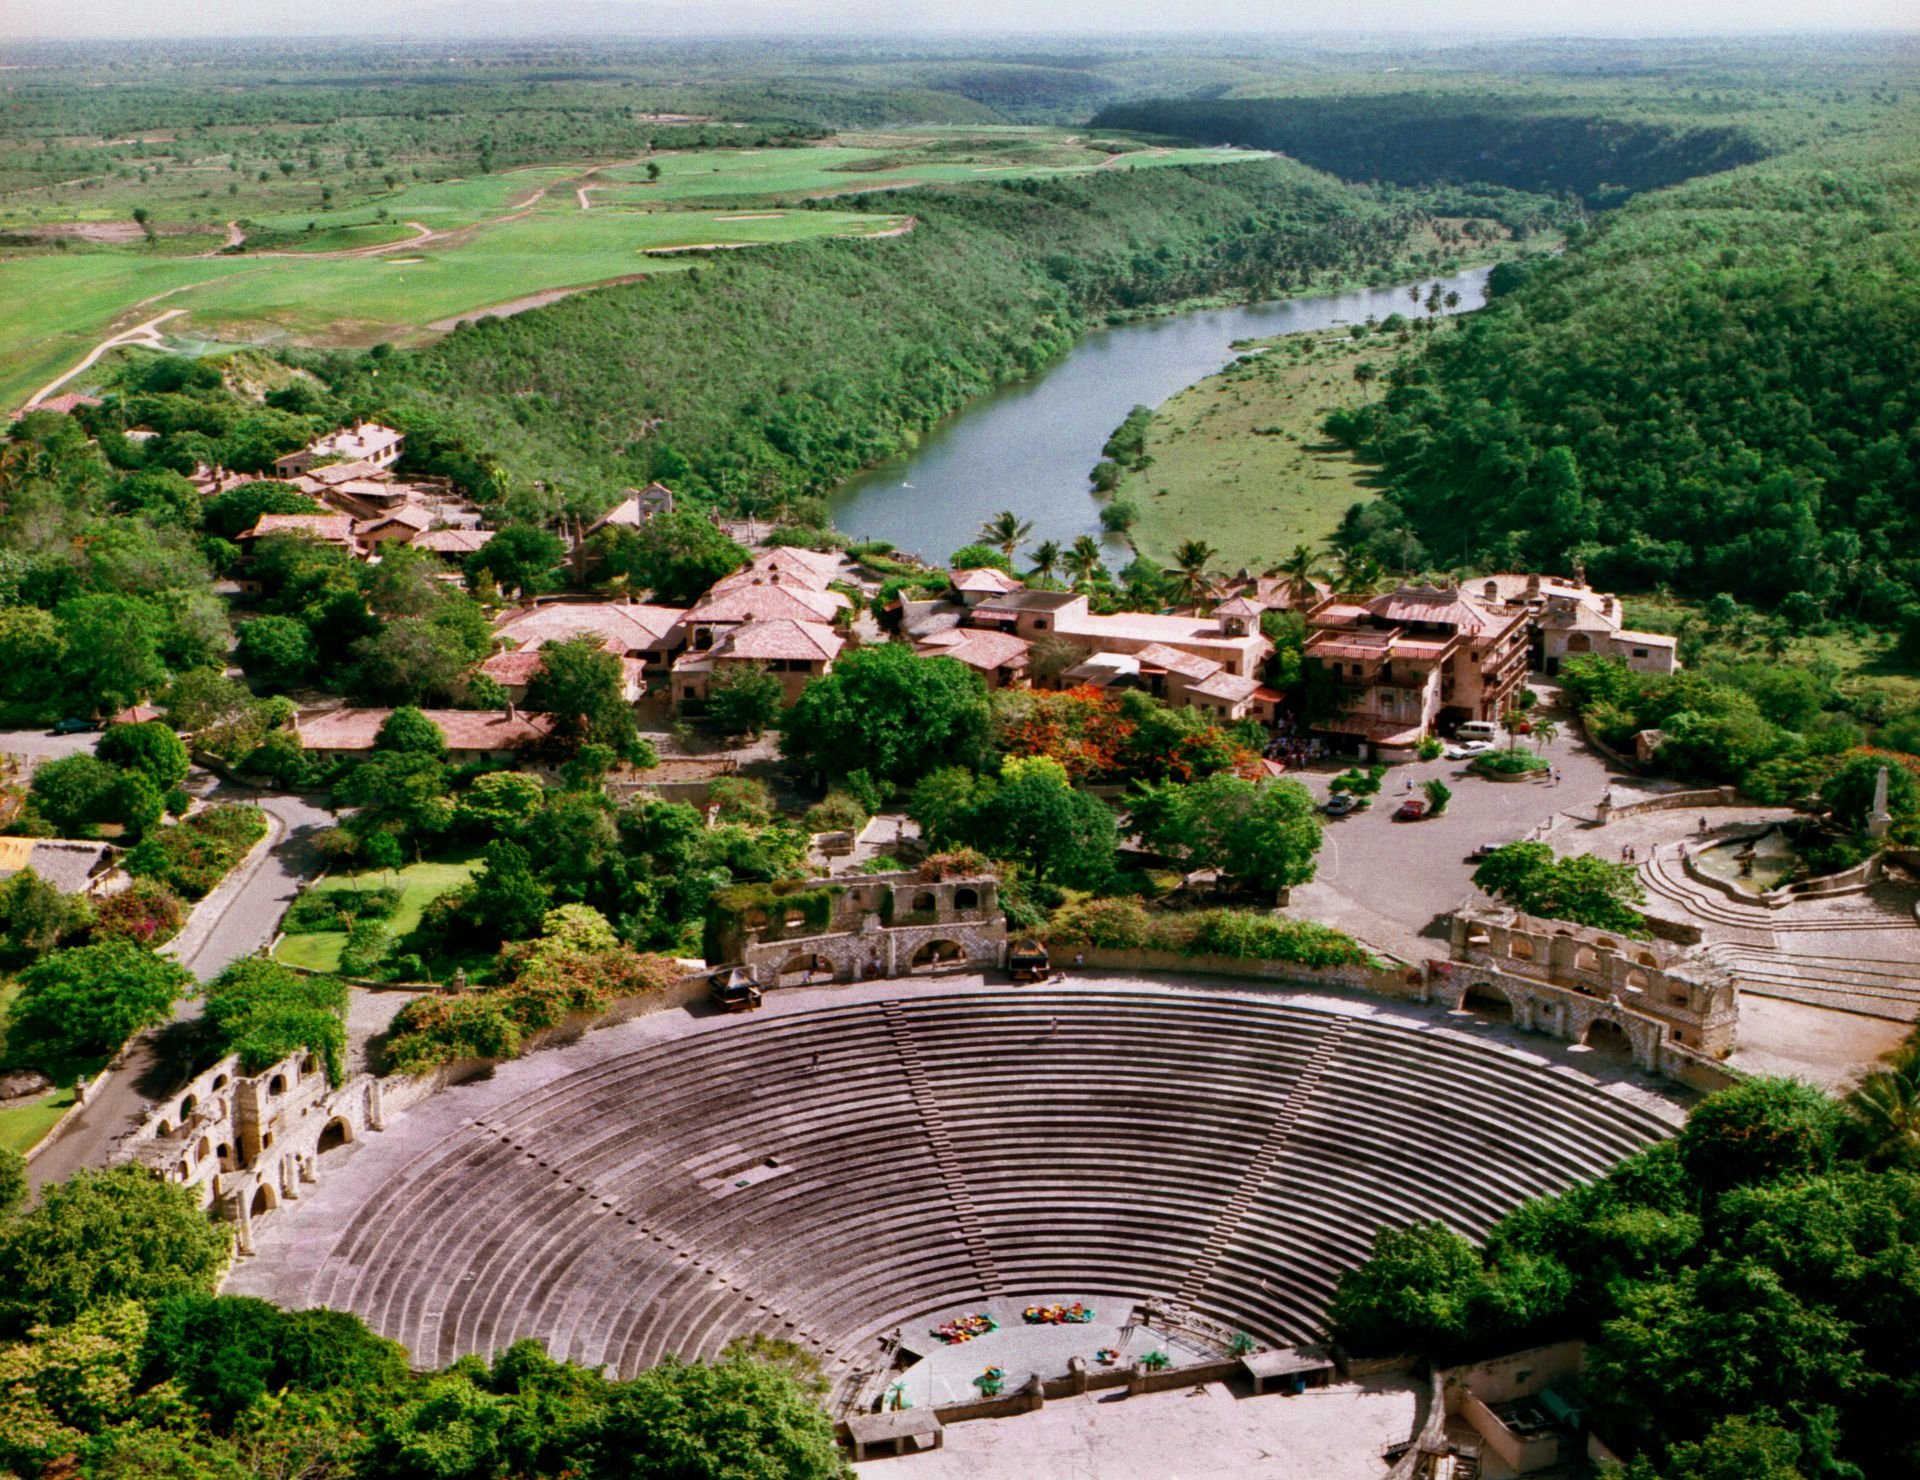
338,918 -> 391,978
802,791 -> 867,834
1473,749 -> 1548,774
7,940 -> 191,1067
283,884 -> 402,934
201,959 -> 349,1085
1046,900 -> 1372,968
125,805 -> 268,898
88,880 -> 185,946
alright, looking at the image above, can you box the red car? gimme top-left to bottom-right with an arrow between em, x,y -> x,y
1394,798 -> 1430,821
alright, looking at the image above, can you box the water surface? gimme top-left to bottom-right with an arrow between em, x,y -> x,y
830,266 -> 1491,563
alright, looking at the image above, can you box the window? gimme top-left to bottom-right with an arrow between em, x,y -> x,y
1032,619 -> 1048,631
1632,648 -> 1648,658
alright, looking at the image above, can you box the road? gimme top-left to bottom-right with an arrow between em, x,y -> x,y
26,785 -> 336,1190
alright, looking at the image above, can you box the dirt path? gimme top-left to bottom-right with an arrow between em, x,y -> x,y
864,215 -> 916,239
26,307 -> 186,408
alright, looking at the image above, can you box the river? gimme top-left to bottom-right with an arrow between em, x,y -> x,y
829,265 -> 1491,564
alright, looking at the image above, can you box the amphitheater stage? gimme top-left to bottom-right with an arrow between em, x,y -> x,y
227,974 -> 1685,1408
852,1371 -> 1424,1480
892,1295 -> 1210,1409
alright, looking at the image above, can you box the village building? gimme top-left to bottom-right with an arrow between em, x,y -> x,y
479,644 -> 646,704
584,482 -> 676,536
1302,583 -> 1534,758
1059,640 -> 1280,722
0,836 -> 122,896
493,599 -> 687,671
913,627 -> 1032,689
1468,573 -> 1680,675
671,617 -> 844,707
294,707 -> 553,763
272,420 -> 405,478
965,588 -> 1270,678
236,512 -> 366,559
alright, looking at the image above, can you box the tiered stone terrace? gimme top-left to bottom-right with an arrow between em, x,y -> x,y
227,983 -> 1673,1401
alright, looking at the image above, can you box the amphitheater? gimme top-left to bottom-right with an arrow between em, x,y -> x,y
229,976 -> 1678,1428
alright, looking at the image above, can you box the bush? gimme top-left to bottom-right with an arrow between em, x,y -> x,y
802,791 -> 867,834
1046,899 -> 1373,967
283,884 -> 402,934
88,880 -> 185,946
6,940 -> 191,1068
1472,749 -> 1549,774
200,959 -> 349,1085
338,918 -> 391,978
125,804 -> 269,898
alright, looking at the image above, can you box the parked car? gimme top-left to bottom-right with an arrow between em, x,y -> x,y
1394,798 -> 1430,821
1322,794 -> 1360,817
1444,740 -> 1496,760
50,717 -> 95,736
1472,839 -> 1521,860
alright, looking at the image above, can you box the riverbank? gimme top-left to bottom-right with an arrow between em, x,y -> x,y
828,263 -> 1496,564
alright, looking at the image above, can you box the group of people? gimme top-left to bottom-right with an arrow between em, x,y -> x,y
1263,720 -> 1328,769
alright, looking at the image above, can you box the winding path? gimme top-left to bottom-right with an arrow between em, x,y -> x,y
24,308 -> 185,409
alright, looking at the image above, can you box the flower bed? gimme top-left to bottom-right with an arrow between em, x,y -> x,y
931,1313 -> 997,1344
1023,1301 -> 1094,1325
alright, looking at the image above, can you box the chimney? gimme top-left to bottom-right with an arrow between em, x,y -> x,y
1525,573 -> 1541,596
506,701 -> 518,721
1603,595 -> 1616,617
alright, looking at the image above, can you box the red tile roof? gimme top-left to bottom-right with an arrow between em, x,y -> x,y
1132,642 -> 1220,681
917,628 -> 1030,673
713,618 -> 843,663
495,602 -> 683,653
691,583 -> 845,624
296,708 -> 552,752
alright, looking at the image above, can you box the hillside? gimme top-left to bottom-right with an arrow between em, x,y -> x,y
368,159 -> 1439,511
1321,126 -> 1920,620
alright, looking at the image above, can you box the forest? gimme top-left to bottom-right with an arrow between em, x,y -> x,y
1328,1070 -> 1920,1480
1319,123 -> 1920,622
1089,95 -> 1772,206
366,158 -> 1446,516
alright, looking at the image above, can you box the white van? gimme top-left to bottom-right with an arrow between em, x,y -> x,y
1455,721 -> 1501,743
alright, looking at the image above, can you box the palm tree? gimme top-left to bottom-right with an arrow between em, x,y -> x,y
1164,538 -> 1218,609
1064,535 -> 1104,590
1029,539 -> 1061,584
1530,718 -> 1560,752
978,510 -> 1033,561
1501,705 -> 1528,752
1274,542 -> 1327,609
1332,549 -> 1384,600
1849,1057 -> 1920,1168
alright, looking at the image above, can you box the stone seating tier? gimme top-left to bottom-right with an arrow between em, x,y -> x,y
284,989 -> 1672,1383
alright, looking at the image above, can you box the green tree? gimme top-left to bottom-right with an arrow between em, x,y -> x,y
202,481 -> 320,541
1273,542 -> 1327,607
6,939 -> 190,1066
908,766 -> 992,849
375,705 -> 448,758
1131,774 -> 1323,894
574,1351 -> 851,1480
0,1167 -> 228,1335
29,753 -> 129,837
1819,752 -> 1919,832
946,542 -> 1011,573
1163,538 -> 1218,608
590,511 -> 746,603
1063,535 -> 1104,590
524,636 -> 642,757
0,1147 -> 25,1221
96,720 -> 190,792
977,509 -> 1033,561
0,867 -> 89,970
1472,842 -> 1646,934
782,645 -> 990,785
1676,1077 -> 1843,1201
465,839 -> 552,942
1326,1220 -> 1483,1359
1028,539 -> 1062,583
704,661 -> 784,738
969,756 -> 1116,887
1847,1056 -> 1920,1169
337,750 -> 453,850
54,593 -> 168,714
1422,777 -> 1452,815
467,523 -> 566,598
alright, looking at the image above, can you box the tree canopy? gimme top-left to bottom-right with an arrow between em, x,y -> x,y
782,644 -> 990,785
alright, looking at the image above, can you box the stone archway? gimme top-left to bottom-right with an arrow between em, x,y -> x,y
317,1118 -> 354,1155
1462,983 -> 1514,1021
777,952 -> 835,987
910,939 -> 966,974
250,1183 -> 277,1218
1584,1019 -> 1633,1059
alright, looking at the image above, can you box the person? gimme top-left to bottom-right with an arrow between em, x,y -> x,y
1073,951 -> 1084,969
809,1051 -> 820,1073
1698,816 -> 1709,837
1679,842 -> 1688,861
1048,1016 -> 1058,1036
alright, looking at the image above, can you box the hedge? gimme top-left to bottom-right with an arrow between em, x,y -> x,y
201,960 -> 350,1086
1047,898 -> 1374,968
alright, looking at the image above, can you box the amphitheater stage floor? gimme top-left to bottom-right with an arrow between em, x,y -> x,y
852,1372 -> 1423,1480
894,1296 -> 1210,1409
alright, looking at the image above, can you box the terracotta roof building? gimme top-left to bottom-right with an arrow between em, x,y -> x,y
237,513 -> 364,557
671,619 -> 843,708
913,628 -> 1031,688
494,601 -> 686,668
295,707 -> 552,761
273,421 -> 405,479
585,483 -> 676,536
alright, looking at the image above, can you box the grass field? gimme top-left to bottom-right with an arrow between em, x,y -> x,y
0,204 -> 904,409
0,981 -> 82,1156
1120,328 -> 1393,571
273,856 -> 479,974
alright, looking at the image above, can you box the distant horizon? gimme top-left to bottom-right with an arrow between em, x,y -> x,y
6,5 -> 1918,46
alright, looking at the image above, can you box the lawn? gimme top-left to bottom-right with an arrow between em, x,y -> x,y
1121,328 -> 1392,571
0,205 -> 902,408
273,856 -> 480,973
0,981 -> 82,1156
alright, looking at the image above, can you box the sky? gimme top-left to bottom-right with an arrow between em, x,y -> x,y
4,0 -> 1916,42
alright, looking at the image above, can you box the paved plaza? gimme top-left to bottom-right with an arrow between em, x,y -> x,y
852,1372 -> 1423,1480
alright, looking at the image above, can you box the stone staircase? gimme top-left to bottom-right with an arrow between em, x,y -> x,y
1701,941 -> 1920,1022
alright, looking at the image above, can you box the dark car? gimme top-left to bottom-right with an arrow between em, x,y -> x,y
1394,798 -> 1430,821
50,717 -> 95,736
